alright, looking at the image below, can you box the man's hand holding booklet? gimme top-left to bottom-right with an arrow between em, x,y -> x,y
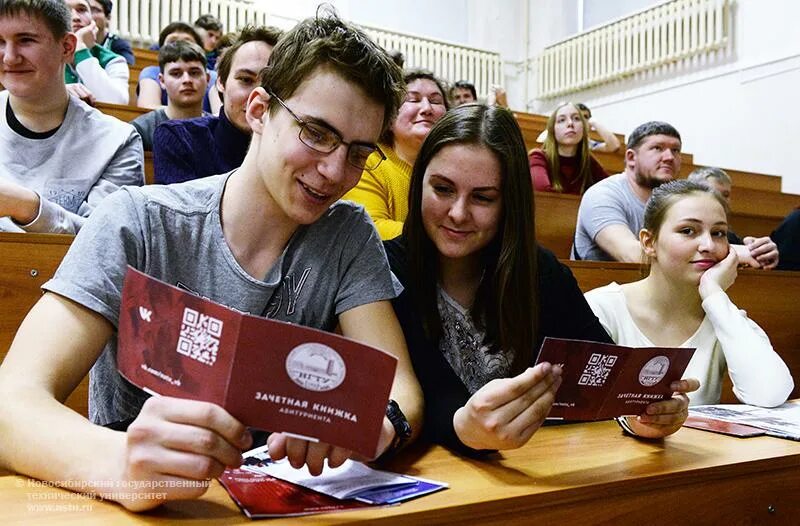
535,337 -> 695,420
116,267 -> 397,459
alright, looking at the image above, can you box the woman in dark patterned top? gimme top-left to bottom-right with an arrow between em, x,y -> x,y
385,104 -> 698,456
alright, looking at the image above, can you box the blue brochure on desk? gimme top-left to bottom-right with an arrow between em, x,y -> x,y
241,445 -> 448,505
354,478 -> 448,504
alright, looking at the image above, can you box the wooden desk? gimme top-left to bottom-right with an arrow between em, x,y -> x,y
2,421 -> 799,524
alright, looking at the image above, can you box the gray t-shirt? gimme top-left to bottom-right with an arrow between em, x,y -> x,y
43,173 -> 400,425
0,91 -> 143,233
573,173 -> 646,261
130,108 -> 168,152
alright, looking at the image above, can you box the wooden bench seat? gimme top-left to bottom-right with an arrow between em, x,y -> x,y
95,102 -> 149,122
0,233 -> 86,416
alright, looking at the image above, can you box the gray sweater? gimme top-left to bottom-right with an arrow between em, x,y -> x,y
0,91 -> 144,233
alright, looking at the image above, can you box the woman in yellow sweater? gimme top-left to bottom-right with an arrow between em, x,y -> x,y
344,70 -> 448,239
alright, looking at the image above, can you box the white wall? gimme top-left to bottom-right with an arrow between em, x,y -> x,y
267,0 -> 470,44
529,0 -> 800,194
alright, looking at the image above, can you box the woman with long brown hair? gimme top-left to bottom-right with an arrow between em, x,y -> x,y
530,102 -> 608,194
386,104 -> 697,455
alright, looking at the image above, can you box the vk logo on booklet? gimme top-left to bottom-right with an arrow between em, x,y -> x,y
535,337 -> 695,421
138,306 -> 152,322
117,266 -> 398,458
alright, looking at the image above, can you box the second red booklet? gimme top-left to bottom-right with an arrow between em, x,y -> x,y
117,267 -> 398,458
535,337 -> 695,420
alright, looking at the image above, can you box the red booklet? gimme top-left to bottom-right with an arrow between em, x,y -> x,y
682,415 -> 766,438
219,468 -> 373,518
535,337 -> 695,420
117,267 -> 398,458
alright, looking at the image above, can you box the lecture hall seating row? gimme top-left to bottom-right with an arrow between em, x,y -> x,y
2,232 -> 798,420
93,100 -> 797,239
513,111 -> 785,193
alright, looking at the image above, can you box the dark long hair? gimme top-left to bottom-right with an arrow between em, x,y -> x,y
404,104 -> 539,375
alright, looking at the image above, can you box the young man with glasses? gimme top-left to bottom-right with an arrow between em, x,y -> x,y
0,11 -> 423,512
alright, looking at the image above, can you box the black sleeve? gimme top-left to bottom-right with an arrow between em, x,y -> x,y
384,237 -> 493,458
772,209 -> 800,271
536,246 -> 614,352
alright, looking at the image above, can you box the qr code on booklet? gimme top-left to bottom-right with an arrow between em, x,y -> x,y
578,353 -> 617,387
176,308 -> 223,366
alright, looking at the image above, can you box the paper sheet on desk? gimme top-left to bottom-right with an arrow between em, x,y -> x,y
689,402 -> 800,440
251,459 -> 417,500
240,444 -> 448,504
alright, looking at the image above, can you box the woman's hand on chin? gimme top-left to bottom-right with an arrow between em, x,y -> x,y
699,248 -> 738,299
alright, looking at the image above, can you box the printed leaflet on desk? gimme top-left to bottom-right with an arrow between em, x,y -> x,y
117,266 -> 398,458
535,337 -> 695,420
688,402 -> 800,440
241,445 -> 447,505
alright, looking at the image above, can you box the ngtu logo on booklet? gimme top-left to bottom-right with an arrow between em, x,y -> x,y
286,343 -> 346,392
639,356 -> 670,387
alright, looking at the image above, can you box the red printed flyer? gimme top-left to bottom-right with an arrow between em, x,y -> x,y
117,267 -> 398,458
535,337 -> 695,420
219,468 -> 373,518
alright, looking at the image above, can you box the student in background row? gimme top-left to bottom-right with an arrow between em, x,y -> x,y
344,70 -> 448,240
450,80 -> 476,106
0,11 -> 422,511
573,121 -> 774,269
136,22 -> 216,111
194,13 -> 223,70
0,0 -> 142,233
206,30 -> 240,116
450,80 -> 508,108
585,180 -> 793,409
152,25 -> 280,184
386,105 -> 698,456
529,102 -> 608,195
88,0 -> 134,65
131,41 -> 210,151
64,0 -> 129,104
536,102 -> 620,153
688,166 -> 780,267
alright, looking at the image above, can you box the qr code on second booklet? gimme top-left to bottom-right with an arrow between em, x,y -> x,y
176,308 -> 223,366
578,353 -> 617,387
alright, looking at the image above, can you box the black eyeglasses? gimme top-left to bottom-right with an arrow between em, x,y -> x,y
268,90 -> 386,171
